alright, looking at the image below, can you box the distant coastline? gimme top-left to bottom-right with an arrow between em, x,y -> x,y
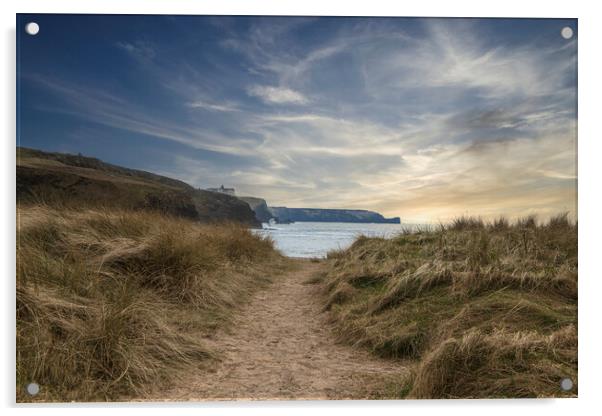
268,206 -> 400,224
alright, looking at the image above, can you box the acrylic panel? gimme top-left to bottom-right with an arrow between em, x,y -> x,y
16,14 -> 577,402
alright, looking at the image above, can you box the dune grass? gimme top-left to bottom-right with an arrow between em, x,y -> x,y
16,204 -> 288,402
319,214 -> 577,399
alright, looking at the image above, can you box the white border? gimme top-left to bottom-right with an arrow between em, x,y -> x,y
2,1 -> 601,415
2,0 -> 585,17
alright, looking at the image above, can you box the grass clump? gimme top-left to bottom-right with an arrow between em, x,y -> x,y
16,205 -> 287,402
411,325 -> 577,399
320,214 -> 577,399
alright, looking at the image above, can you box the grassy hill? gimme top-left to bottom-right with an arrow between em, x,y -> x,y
316,215 -> 577,398
16,148 -> 288,401
16,206 -> 288,401
17,147 -> 260,226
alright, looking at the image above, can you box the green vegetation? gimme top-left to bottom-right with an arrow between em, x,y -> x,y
319,214 -> 577,398
16,205 -> 288,402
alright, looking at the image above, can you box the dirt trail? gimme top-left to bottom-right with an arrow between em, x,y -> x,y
154,259 -> 408,401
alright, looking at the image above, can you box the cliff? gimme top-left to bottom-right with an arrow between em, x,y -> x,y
238,196 -> 274,223
268,207 -> 400,224
16,147 -> 261,227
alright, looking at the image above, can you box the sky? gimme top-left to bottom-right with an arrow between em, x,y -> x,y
17,15 -> 577,223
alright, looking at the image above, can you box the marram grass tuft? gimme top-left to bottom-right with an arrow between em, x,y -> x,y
16,205 -> 287,402
321,214 -> 577,399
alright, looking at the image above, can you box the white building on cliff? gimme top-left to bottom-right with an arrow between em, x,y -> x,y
206,185 -> 235,196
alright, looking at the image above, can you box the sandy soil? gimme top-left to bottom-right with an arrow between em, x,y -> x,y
150,259 -> 409,401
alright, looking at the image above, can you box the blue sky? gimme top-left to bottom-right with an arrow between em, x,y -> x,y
17,15 -> 577,222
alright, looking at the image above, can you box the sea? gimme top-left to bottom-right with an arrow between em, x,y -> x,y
252,221 -> 422,258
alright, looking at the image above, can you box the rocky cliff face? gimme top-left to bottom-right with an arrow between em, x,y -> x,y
238,196 -> 274,223
17,147 -> 261,227
268,207 -> 400,224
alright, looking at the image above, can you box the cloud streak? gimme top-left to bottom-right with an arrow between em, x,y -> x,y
247,85 -> 309,104
186,100 -> 240,112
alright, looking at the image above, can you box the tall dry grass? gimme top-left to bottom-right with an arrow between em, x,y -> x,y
320,214 -> 577,398
16,205 -> 286,402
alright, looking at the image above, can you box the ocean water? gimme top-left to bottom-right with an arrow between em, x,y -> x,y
253,222 -> 416,258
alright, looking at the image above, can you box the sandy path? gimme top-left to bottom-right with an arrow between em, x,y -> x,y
154,260 -> 408,401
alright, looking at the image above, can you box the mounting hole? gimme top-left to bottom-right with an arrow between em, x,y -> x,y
560,377 -> 573,391
561,26 -> 573,40
25,22 -> 39,36
26,382 -> 40,396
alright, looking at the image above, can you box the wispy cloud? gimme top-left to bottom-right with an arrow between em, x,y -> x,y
27,75 -> 259,156
186,100 -> 240,112
247,85 -> 309,104
358,20 -> 577,111
116,41 -> 156,60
